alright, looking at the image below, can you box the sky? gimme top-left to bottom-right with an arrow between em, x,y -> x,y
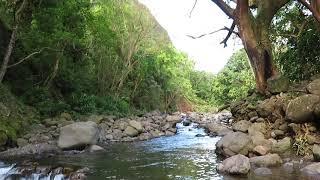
139,0 -> 242,74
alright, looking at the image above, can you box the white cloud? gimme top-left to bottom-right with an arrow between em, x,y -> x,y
139,0 -> 242,73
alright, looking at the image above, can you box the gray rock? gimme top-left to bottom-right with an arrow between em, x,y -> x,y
257,99 -> 276,118
150,129 -> 161,138
166,115 -> 181,123
248,123 -> 267,136
267,75 -> 289,94
301,163 -> 320,175
16,138 -> 28,147
88,145 -> 105,152
112,129 -> 123,140
251,132 -> 272,148
124,126 -> 139,137
313,144 -> 320,161
87,115 -> 105,124
216,132 -> 252,157
128,120 -> 143,132
138,133 -> 152,141
0,143 -> 61,158
250,154 -> 283,167
58,121 -> 99,149
60,112 -> 72,121
118,121 -> 128,131
248,111 -> 258,119
286,94 -> 320,123
278,123 -> 289,132
232,120 -> 252,133
105,134 -> 113,140
307,135 -> 319,145
272,137 -> 292,154
253,145 -> 270,156
217,154 -> 250,175
271,130 -> 285,139
307,79 -> 320,95
256,118 -> 265,123
253,167 -> 272,176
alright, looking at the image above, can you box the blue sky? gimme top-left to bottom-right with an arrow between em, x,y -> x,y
139,0 -> 242,73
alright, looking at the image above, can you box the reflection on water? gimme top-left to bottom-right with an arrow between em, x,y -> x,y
2,121 -> 316,179
41,122 -> 223,180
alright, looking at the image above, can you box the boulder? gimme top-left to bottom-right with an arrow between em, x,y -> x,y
253,167 -> 272,176
301,163 -> 320,175
313,144 -> 320,161
128,120 -> 143,132
251,133 -> 273,150
250,154 -> 283,167
58,121 -> 99,149
206,123 -> 230,136
166,115 -> 181,123
124,126 -> 139,137
307,79 -> 320,95
248,123 -> 267,136
267,75 -> 289,94
182,120 -> 191,126
216,132 -> 252,157
232,120 -> 252,133
286,94 -> 320,123
253,145 -> 270,156
256,99 -> 276,118
272,137 -> 292,154
217,154 -> 250,175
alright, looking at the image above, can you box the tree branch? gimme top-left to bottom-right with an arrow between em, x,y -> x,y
298,0 -> 320,23
211,0 -> 235,19
7,47 -> 59,68
187,26 -> 239,39
220,22 -> 236,47
189,0 -> 198,17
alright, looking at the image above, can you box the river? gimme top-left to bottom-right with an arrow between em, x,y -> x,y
0,120 -> 316,180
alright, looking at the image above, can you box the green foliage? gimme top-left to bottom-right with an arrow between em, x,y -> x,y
0,0 -> 203,116
272,2 -> 320,81
209,49 -> 255,106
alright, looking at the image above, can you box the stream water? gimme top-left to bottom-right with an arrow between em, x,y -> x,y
0,121 -> 317,180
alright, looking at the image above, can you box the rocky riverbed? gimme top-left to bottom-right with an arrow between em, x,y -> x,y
2,77 -> 320,179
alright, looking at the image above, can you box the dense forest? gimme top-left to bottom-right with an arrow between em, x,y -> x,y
0,0 -> 319,143
1,1 -> 320,179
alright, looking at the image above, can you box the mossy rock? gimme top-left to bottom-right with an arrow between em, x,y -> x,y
0,85 -> 39,147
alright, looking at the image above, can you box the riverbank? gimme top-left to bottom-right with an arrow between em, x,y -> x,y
2,77 -> 320,179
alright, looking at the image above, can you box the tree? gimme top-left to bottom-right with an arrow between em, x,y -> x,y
0,0 -> 28,83
210,0 -> 319,93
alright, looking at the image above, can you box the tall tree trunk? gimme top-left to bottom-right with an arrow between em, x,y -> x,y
236,0 -> 277,94
0,25 -> 18,83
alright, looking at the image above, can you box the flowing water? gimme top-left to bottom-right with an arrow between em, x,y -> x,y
0,121 -> 317,180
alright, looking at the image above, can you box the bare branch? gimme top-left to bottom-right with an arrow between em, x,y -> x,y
298,0 -> 320,23
187,26 -> 239,39
7,47 -> 59,68
211,0 -> 235,19
220,22 -> 236,47
189,0 -> 198,17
